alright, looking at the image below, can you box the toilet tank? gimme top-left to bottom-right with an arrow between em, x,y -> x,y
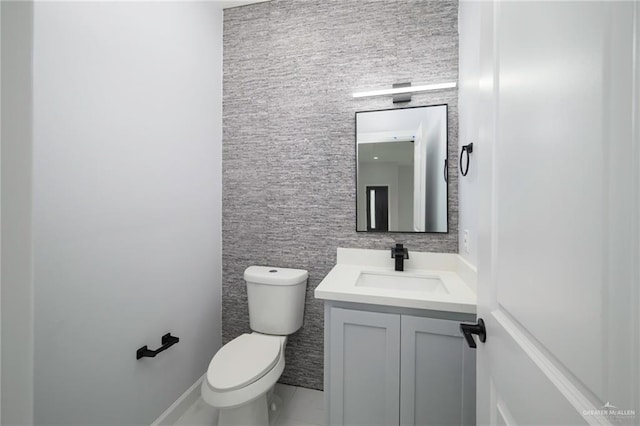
244,266 -> 308,335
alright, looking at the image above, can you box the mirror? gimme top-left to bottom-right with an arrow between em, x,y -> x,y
356,104 -> 448,233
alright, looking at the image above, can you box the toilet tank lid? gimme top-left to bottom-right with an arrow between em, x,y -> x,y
244,266 -> 308,286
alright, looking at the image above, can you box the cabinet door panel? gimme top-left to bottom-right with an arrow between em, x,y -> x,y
329,308 -> 400,426
400,315 -> 476,426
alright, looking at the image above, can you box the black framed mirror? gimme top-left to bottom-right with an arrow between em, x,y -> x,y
356,104 -> 448,233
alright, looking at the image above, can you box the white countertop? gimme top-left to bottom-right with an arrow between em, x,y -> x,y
314,248 -> 477,314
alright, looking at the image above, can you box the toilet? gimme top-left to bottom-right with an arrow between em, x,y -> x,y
201,266 -> 308,426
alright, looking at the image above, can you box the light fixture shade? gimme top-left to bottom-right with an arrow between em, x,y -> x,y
353,82 -> 457,98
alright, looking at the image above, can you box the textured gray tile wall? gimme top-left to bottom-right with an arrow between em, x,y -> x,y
223,0 -> 458,390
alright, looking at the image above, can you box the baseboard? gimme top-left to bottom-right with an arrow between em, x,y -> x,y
151,374 -> 206,426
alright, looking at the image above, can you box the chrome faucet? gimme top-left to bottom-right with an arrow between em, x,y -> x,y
391,243 -> 409,271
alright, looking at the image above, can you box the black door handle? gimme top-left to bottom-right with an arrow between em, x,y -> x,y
137,333 -> 179,359
460,318 -> 486,349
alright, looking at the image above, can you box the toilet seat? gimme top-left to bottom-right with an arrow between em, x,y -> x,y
207,333 -> 281,391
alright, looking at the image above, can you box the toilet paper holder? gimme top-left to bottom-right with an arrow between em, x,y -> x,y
136,333 -> 179,360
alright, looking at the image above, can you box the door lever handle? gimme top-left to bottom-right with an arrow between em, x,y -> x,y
460,318 -> 486,349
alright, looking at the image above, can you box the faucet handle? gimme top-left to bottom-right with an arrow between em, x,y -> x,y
391,243 -> 409,259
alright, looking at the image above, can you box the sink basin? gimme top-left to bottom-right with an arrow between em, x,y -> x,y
355,271 -> 448,293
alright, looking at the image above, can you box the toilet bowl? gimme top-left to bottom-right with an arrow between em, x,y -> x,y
201,266 -> 308,426
201,334 -> 285,408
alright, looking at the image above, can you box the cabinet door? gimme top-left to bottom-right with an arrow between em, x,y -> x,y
329,307 -> 400,426
400,315 -> 476,426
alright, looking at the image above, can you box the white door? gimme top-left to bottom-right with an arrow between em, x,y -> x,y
472,1 -> 640,425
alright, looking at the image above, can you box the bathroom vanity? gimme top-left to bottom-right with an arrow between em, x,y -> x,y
315,248 -> 477,426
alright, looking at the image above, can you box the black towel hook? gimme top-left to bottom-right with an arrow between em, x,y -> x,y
460,143 -> 473,177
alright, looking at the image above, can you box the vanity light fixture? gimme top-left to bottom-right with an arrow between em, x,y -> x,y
352,81 -> 457,102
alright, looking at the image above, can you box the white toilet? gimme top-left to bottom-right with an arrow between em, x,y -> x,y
201,266 -> 308,426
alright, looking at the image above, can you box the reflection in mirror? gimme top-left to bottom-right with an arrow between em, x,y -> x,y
356,105 -> 448,233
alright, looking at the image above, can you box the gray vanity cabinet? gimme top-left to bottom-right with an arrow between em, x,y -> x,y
328,308 -> 401,426
400,315 -> 476,426
325,305 -> 476,426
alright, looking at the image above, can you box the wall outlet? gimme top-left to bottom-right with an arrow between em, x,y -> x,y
463,230 -> 470,254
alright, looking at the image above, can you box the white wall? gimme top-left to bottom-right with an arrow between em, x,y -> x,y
1,2 -> 35,424
397,165 -> 414,230
423,115 -> 447,232
457,1 -> 481,266
31,3 -> 222,424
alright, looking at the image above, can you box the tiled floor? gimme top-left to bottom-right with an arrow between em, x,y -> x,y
174,384 -> 324,426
